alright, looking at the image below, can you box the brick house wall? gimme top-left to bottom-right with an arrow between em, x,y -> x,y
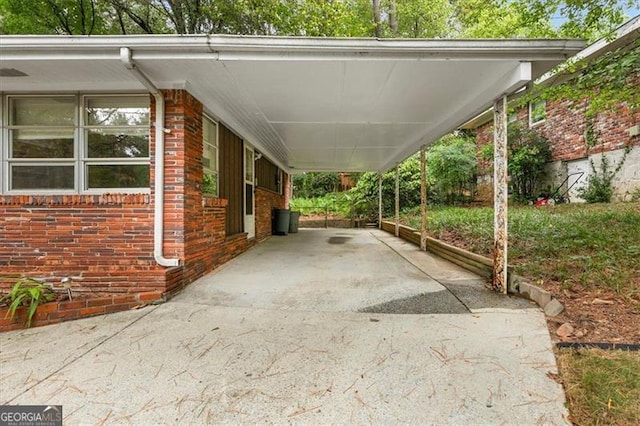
1,89 -> 287,305
0,194 -> 166,292
255,187 -> 286,242
473,72 -> 640,202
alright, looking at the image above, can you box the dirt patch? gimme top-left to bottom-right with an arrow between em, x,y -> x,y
543,282 -> 640,344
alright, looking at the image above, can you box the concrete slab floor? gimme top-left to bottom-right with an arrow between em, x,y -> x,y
0,229 -> 568,425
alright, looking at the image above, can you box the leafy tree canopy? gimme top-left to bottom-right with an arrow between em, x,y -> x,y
2,0 -> 637,39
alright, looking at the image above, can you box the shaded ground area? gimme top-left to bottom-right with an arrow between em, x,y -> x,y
1,229 -> 566,424
359,291 -> 470,314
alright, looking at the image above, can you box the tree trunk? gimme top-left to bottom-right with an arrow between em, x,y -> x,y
389,0 -> 398,37
372,0 -> 382,38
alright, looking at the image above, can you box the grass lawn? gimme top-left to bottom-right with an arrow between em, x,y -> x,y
557,349 -> 640,426
400,203 -> 640,300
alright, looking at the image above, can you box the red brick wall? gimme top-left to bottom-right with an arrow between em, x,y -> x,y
0,291 -> 162,332
475,74 -> 640,163
537,98 -> 640,161
154,90 -> 258,296
0,194 -> 167,293
255,187 -> 286,242
283,172 -> 291,208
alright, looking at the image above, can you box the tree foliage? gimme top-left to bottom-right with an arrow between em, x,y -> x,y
3,0 -> 635,38
293,172 -> 341,198
426,135 -> 477,204
481,123 -> 552,200
456,0 -> 557,38
349,155 -> 421,217
517,0 -> 638,41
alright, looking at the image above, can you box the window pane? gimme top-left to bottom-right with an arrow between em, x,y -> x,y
87,129 -> 149,158
12,129 -> 74,158
86,96 -> 149,126
203,118 -> 210,141
203,117 -> 217,144
203,173 -> 218,196
531,101 -> 546,124
87,164 -> 149,188
10,97 -> 75,126
203,143 -> 217,173
245,183 -> 253,214
245,149 -> 254,182
11,165 -> 74,190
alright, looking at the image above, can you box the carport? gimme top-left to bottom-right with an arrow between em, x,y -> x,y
0,35 -> 584,292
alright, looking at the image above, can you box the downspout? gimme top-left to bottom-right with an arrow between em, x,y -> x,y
120,47 -> 180,267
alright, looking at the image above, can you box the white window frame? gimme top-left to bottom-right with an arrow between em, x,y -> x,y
4,94 -> 78,194
1,93 -> 150,195
529,100 -> 546,127
202,114 -> 219,197
277,169 -> 284,195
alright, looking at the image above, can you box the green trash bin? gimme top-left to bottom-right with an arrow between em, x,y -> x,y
289,211 -> 300,233
274,209 -> 290,235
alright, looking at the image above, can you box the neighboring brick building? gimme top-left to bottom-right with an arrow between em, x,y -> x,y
467,17 -> 640,203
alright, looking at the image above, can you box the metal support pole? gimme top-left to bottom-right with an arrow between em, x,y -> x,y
378,172 -> 383,229
395,164 -> 400,237
420,145 -> 427,251
492,95 -> 508,293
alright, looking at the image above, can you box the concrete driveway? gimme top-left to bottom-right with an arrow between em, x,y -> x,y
0,229 -> 568,425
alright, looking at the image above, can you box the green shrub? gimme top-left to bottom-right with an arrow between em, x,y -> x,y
481,123 -> 552,201
578,150 -> 629,203
2,277 -> 56,327
427,135 -> 477,204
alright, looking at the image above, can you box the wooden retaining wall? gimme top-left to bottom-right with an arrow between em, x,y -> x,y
381,221 -> 493,279
379,221 -> 562,313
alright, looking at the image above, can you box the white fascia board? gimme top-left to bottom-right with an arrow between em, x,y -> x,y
380,62 -> 532,172
0,35 -> 584,62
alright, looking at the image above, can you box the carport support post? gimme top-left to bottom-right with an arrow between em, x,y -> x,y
395,164 -> 400,237
420,145 -> 427,251
492,95 -> 508,293
378,172 -> 383,229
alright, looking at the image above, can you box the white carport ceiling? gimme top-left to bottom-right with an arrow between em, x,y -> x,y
0,36 -> 584,173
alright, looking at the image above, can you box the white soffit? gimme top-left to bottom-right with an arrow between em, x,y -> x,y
0,36 -> 584,173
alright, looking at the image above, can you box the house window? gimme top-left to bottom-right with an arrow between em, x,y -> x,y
529,100 -> 546,126
83,96 -> 150,190
4,94 -> 150,193
7,96 -> 77,190
508,112 -> 518,124
202,115 -> 219,197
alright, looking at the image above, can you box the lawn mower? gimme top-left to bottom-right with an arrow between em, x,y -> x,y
533,171 -> 584,206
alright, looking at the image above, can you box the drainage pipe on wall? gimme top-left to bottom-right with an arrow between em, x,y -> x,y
120,47 -> 180,267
